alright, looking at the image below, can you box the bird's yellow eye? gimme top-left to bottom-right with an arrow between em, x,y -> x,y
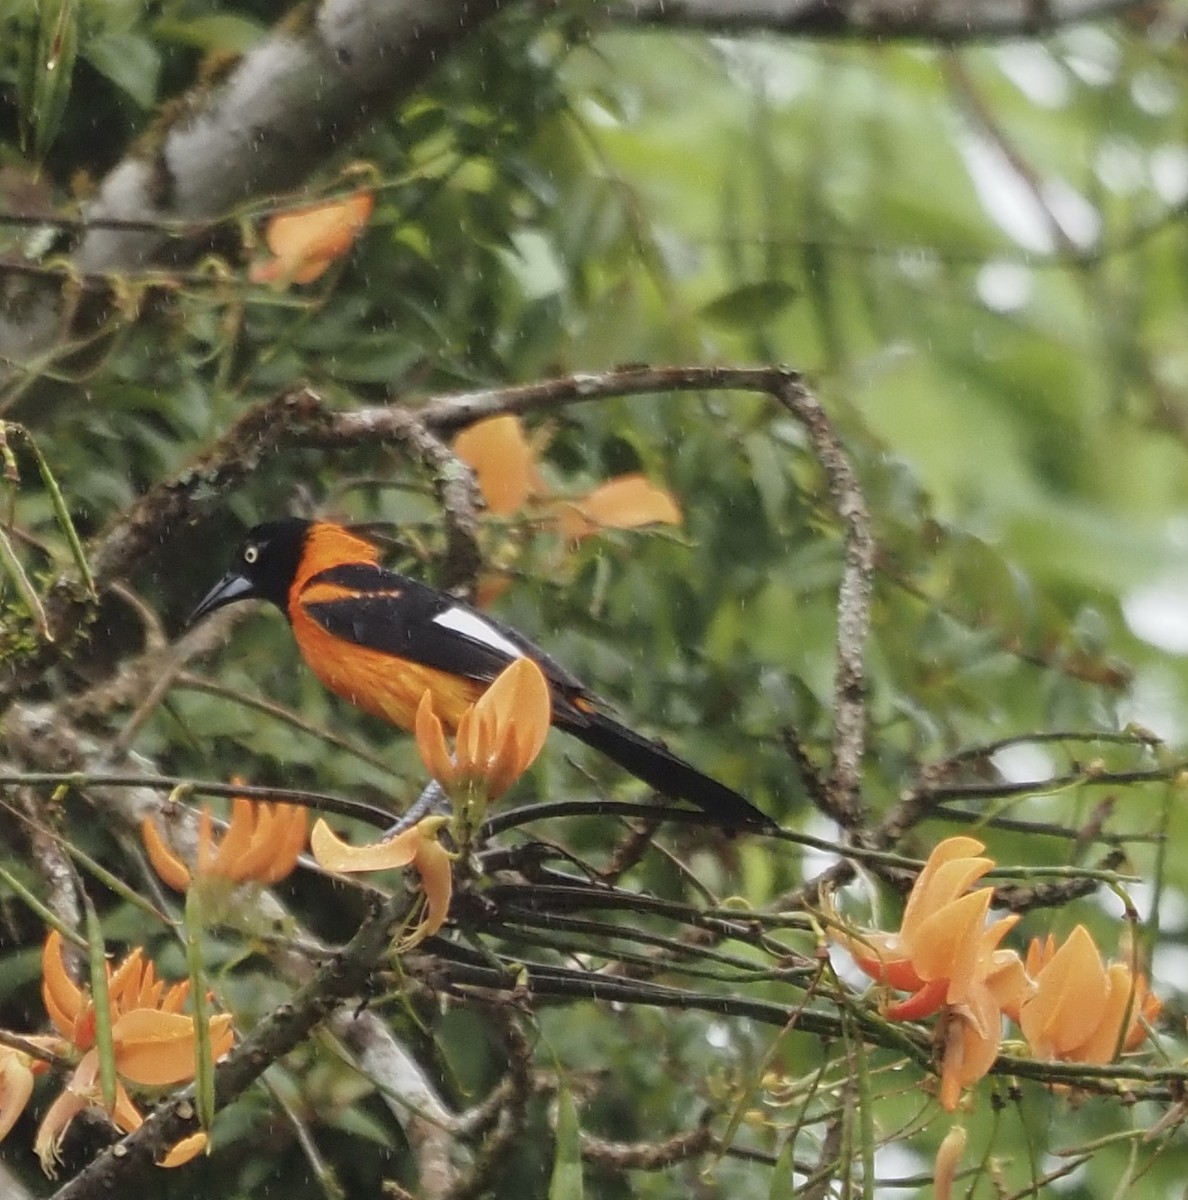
243,545 -> 259,565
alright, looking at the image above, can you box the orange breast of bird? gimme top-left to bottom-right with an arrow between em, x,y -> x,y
289,600 -> 485,731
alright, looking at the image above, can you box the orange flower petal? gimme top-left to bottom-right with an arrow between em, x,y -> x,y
310,818 -> 421,873
985,948 -> 1029,1023
498,658 -> 551,766
1025,933 -> 1056,977
225,802 -> 280,882
415,690 -> 457,791
453,415 -> 544,516
113,1010 -> 233,1086
413,832 -> 454,939
107,946 -> 146,1018
209,1013 -> 235,1061
884,976 -> 950,1022
902,852 -> 994,942
821,894 -> 922,990
556,474 -> 681,542
474,657 -> 551,797
161,979 -> 191,1014
455,704 -> 484,777
899,838 -> 987,924
159,1130 -> 208,1168
0,1050 -> 34,1144
41,931 -> 85,1038
908,889 -> 992,997
939,986 -> 1002,1111
111,1078 -> 144,1134
251,191 -> 374,286
258,804 -> 308,885
36,1080 -> 87,1177
211,796 -> 257,877
1070,962 -> 1136,1065
856,951 -> 924,992
112,1009 -> 200,1086
142,816 -> 193,892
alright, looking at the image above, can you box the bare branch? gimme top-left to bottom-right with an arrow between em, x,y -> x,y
775,377 -> 873,833
596,0 -> 1148,42
331,1008 -> 461,1199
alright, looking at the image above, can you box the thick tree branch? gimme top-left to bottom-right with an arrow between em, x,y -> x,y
598,0 -> 1147,41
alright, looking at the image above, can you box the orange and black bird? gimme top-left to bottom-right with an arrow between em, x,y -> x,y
189,518 -> 774,832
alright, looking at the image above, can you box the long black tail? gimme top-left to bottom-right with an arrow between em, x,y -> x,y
561,709 -> 775,832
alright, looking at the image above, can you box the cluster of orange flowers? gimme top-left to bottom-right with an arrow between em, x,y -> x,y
0,931 -> 233,1174
1,657 -> 554,1174
143,792 -> 308,894
827,836 -> 1163,1112
451,414 -> 683,604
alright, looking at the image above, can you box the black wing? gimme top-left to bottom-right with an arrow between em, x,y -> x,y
302,562 -> 589,696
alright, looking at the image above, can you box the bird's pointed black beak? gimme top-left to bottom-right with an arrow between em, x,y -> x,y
187,571 -> 258,628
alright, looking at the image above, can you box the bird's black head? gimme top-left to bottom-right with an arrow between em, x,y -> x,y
187,517 -> 312,626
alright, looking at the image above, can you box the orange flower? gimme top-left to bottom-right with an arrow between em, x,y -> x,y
33,932 -> 232,1175
251,190 -> 374,285
828,837 -> 1008,1014
142,793 -> 307,892
827,837 -> 1027,1111
310,661 -> 551,947
41,932 -> 234,1082
415,657 -> 551,803
454,415 -> 547,516
311,816 -> 453,948
1018,925 -> 1162,1064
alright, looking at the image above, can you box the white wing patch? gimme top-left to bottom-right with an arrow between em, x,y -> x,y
433,606 -> 525,660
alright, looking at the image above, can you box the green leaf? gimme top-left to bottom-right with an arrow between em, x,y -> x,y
699,281 -> 799,329
21,0 -> 78,159
768,1136 -> 798,1200
12,424 -> 96,598
185,886 -> 217,1133
548,1086 -> 583,1200
84,896 -> 118,1117
154,14 -> 266,54
83,32 -> 160,109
